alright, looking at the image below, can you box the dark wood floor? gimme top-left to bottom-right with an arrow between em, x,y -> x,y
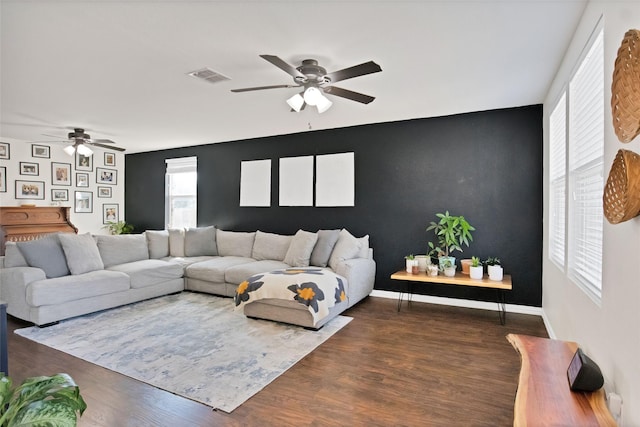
7,295 -> 547,427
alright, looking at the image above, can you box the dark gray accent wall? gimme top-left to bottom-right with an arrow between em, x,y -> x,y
126,105 -> 543,306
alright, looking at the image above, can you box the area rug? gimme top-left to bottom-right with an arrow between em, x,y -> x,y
15,292 -> 351,412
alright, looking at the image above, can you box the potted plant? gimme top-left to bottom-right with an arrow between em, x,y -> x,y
0,373 -> 87,426
442,258 -> 456,277
427,211 -> 475,270
460,258 -> 472,275
469,256 -> 483,279
405,254 -> 418,274
484,257 -> 503,281
414,254 -> 430,272
103,220 -> 134,235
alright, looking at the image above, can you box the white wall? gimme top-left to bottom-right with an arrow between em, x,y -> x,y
543,1 -> 640,425
0,137 -> 125,235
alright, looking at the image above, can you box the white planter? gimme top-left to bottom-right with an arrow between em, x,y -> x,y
406,259 -> 418,273
415,255 -> 430,272
488,265 -> 503,281
444,267 -> 456,277
470,265 -> 483,280
427,264 -> 439,276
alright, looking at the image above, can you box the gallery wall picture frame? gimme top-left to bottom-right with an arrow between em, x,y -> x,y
51,188 -> 69,201
75,152 -> 93,171
15,180 -> 45,200
0,142 -> 9,160
51,162 -> 72,186
0,166 -> 6,192
32,144 -> 50,159
74,191 -> 93,213
102,203 -> 119,224
97,186 -> 112,198
96,167 -> 117,185
76,172 -> 89,187
104,152 -> 116,167
19,162 -> 39,176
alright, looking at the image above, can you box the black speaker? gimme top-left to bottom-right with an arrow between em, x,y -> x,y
567,348 -> 604,392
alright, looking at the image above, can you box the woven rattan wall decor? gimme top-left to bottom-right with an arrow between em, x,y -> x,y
604,149 -> 640,224
611,29 -> 640,143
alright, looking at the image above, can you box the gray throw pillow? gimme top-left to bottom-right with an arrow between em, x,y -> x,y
184,226 -> 218,257
17,233 -> 70,278
59,232 -> 104,275
357,235 -> 370,258
310,229 -> 341,267
251,231 -> 292,261
4,242 -> 28,267
168,228 -> 185,257
328,229 -> 363,271
216,230 -> 256,258
95,234 -> 149,268
283,230 -> 318,267
145,230 -> 170,259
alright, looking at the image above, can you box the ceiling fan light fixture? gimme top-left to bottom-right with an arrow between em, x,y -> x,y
316,95 -> 332,113
77,143 -> 93,156
286,93 -> 305,112
303,86 -> 322,106
63,145 -> 76,156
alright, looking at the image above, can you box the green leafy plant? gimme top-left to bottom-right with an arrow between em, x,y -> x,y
471,256 -> 481,267
442,259 -> 454,269
484,257 -> 501,266
404,254 -> 415,260
0,373 -> 87,427
103,220 -> 134,235
426,211 -> 475,257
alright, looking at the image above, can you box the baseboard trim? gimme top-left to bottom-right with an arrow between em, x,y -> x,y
541,308 -> 557,338
370,289 -> 543,316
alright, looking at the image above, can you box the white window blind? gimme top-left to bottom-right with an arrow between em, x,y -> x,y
165,156 -> 197,229
567,28 -> 604,302
549,92 -> 566,269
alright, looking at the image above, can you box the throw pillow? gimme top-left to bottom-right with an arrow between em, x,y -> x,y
4,242 -> 28,267
357,234 -> 370,258
283,230 -> 318,267
168,228 -> 185,257
17,234 -> 70,278
59,232 -> 104,275
145,230 -> 170,259
95,234 -> 149,268
216,230 -> 255,258
184,226 -> 218,257
251,231 -> 292,261
328,229 -> 363,271
309,229 -> 341,267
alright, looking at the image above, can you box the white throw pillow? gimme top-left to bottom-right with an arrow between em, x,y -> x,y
59,232 -> 104,275
216,229 -> 256,258
328,229 -> 362,271
283,230 -> 318,267
168,228 -> 185,257
251,231 -> 292,261
146,230 -> 170,259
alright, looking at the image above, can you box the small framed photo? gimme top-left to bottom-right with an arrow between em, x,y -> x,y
20,162 -> 39,176
32,144 -> 50,159
74,191 -> 93,213
0,142 -> 9,160
16,180 -> 45,200
104,152 -> 116,167
76,152 -> 93,171
102,203 -> 119,224
96,167 -> 117,185
97,186 -> 112,198
76,172 -> 89,187
0,166 -> 6,192
51,162 -> 72,186
51,188 -> 69,201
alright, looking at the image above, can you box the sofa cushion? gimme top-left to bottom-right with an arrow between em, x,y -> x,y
27,270 -> 130,306
224,260 -> 290,285
185,256 -> 255,283
357,234 -> 370,258
59,232 -> 104,275
251,231 -> 292,261
216,230 -> 255,258
146,230 -> 169,259
4,242 -> 28,268
168,228 -> 185,257
328,229 -> 363,271
184,226 -> 218,257
310,229 -> 340,268
107,259 -> 184,289
96,234 -> 149,268
17,234 -> 70,279
283,230 -> 318,267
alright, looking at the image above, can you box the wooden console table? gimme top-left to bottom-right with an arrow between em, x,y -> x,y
507,334 -> 616,426
390,270 -> 512,324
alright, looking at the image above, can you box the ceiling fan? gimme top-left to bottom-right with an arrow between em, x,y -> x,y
41,128 -> 126,156
231,55 -> 382,113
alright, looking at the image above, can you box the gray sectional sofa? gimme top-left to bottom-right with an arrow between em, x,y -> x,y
0,227 -> 375,328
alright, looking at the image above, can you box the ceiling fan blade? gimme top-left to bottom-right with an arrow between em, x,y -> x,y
91,142 -> 126,152
42,133 -> 69,140
231,84 -> 299,93
323,86 -> 376,104
324,61 -> 382,84
90,138 -> 116,144
259,55 -> 307,79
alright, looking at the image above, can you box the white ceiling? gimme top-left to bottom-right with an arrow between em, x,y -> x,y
1,0 -> 587,154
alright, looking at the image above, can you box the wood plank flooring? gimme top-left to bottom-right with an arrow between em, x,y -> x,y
6,295 -> 547,427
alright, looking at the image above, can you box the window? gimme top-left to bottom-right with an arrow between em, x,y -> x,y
549,93 -> 566,269
165,157 -> 197,229
567,27 -> 604,301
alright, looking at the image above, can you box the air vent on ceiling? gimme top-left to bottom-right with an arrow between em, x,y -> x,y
187,67 -> 231,85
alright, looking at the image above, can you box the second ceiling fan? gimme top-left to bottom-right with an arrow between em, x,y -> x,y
231,55 -> 382,113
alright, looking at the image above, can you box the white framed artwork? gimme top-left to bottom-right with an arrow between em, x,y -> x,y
315,152 -> 355,207
240,159 -> 271,207
279,156 -> 313,206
